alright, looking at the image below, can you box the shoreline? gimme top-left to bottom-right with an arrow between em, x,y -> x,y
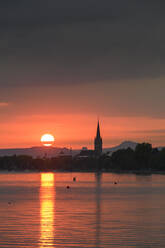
0,169 -> 165,175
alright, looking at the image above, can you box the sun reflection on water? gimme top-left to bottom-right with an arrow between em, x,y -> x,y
40,173 -> 55,247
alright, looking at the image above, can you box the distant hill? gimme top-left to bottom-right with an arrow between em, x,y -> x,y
103,141 -> 138,154
0,147 -> 72,158
0,141 -> 138,158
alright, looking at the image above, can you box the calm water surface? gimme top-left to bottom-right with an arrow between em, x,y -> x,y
0,172 -> 165,247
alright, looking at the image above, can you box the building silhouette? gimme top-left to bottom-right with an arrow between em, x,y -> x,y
77,120 -> 103,159
94,121 -> 102,157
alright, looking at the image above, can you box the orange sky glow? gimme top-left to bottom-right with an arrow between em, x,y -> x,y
1,81 -> 165,149
1,112 -> 165,149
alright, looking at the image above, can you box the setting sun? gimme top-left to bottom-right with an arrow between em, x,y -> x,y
41,134 -> 55,147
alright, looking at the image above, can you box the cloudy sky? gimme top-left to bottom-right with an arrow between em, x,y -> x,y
0,0 -> 165,148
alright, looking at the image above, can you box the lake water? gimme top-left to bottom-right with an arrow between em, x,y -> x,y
0,172 -> 165,247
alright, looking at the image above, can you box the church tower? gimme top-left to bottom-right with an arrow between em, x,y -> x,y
94,121 -> 102,157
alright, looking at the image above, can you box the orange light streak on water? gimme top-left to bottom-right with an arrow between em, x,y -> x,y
40,173 -> 55,247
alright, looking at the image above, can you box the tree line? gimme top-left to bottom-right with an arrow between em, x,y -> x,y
0,143 -> 165,173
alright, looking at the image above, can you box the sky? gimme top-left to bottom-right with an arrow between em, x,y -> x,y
0,0 -> 165,149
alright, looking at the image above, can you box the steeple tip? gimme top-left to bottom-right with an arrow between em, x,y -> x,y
94,119 -> 102,157
96,120 -> 101,138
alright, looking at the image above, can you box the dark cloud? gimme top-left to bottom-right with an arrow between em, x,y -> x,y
0,0 -> 122,28
0,1 -> 165,86
0,1 -> 163,27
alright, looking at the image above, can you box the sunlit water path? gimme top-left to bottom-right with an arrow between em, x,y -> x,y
0,172 -> 165,247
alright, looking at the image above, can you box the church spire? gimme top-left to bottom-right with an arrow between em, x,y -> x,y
96,120 -> 101,138
94,120 -> 102,157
